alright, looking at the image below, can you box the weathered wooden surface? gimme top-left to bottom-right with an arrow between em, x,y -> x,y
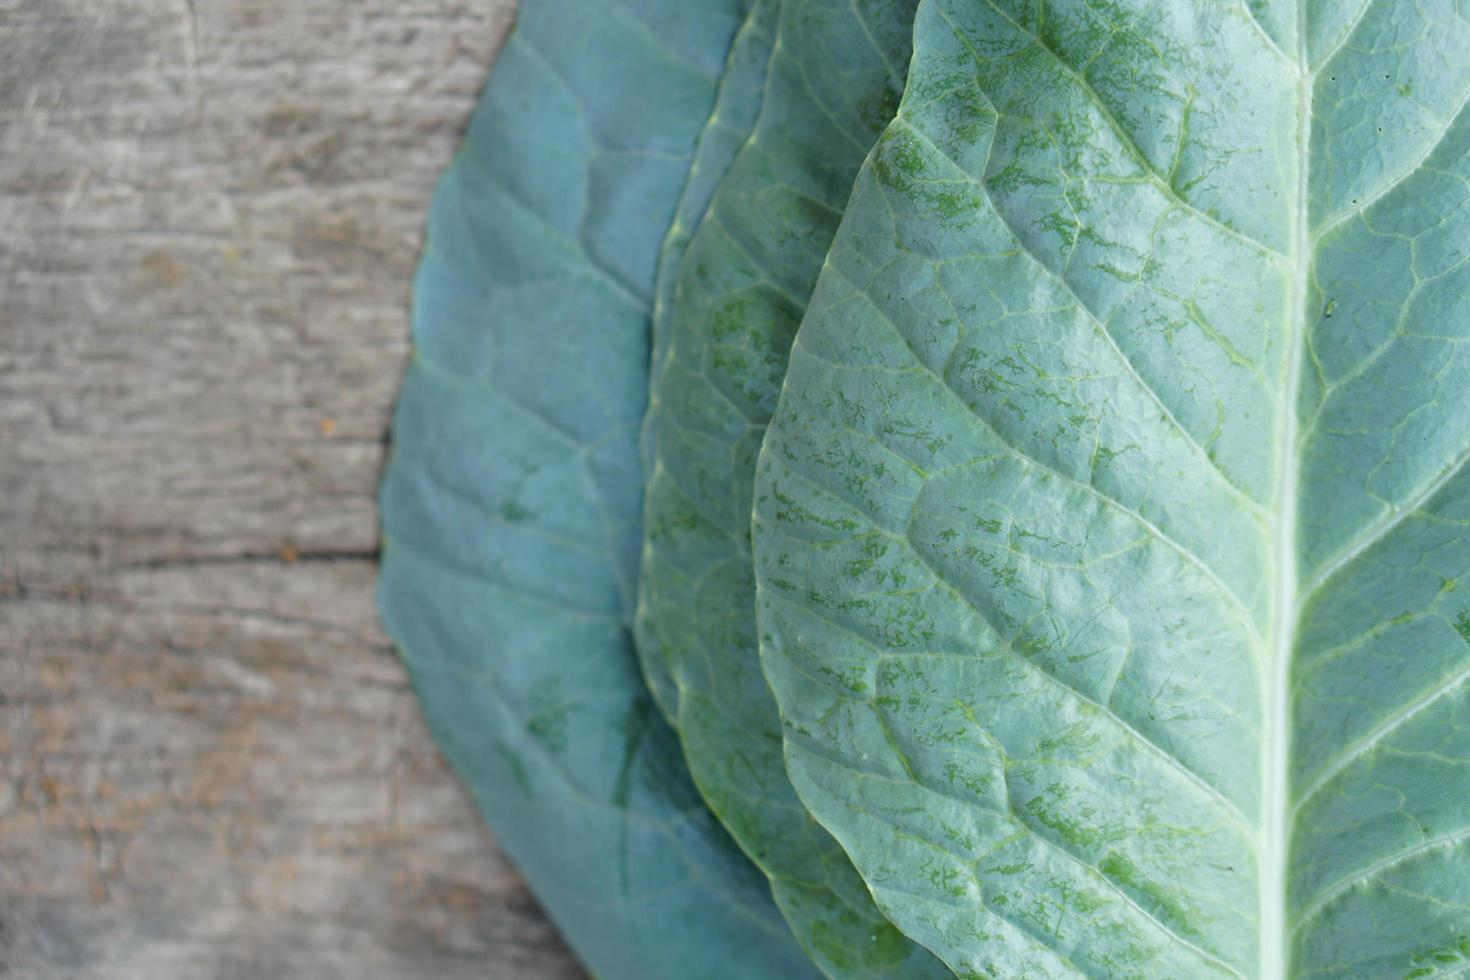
0,1 -> 585,976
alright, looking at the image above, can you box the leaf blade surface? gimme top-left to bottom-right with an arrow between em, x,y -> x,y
639,0 -> 783,720
378,2 -> 819,975
636,0 -> 953,975
752,1 -> 1470,975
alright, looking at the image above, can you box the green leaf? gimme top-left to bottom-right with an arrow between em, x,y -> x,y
377,1 -> 819,976
639,0 -> 783,721
636,0 -> 951,975
752,0 -> 1470,976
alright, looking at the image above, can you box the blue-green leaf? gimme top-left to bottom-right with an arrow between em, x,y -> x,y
753,0 -> 1470,976
635,0 -> 951,976
378,1 -> 818,976
638,0 -> 782,722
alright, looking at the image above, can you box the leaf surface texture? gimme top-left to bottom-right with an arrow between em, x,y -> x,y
636,0 -> 952,975
378,1 -> 818,975
639,0 -> 782,720
752,0 -> 1470,976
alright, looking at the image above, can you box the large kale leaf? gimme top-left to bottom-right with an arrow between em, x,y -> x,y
378,1 -> 818,975
753,0 -> 1470,976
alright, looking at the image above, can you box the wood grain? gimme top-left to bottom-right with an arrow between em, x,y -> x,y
0,1 -> 584,976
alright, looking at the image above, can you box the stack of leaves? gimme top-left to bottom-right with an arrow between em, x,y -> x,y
379,0 -> 1470,976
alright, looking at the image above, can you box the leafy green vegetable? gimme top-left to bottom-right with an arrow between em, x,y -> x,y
636,0 -> 951,975
752,0 -> 1470,976
377,1 -> 819,975
638,0 -> 781,721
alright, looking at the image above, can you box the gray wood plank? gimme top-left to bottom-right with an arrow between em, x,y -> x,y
0,1 -> 584,976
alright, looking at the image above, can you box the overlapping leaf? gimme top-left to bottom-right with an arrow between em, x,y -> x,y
752,0 -> 1470,976
635,0 -> 951,975
377,1 -> 818,975
639,0 -> 782,720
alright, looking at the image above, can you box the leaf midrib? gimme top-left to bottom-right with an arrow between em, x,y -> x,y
1262,11 -> 1313,979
